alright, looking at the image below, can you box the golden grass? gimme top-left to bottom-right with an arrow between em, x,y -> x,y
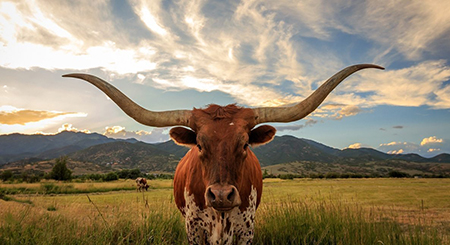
1,178 -> 449,243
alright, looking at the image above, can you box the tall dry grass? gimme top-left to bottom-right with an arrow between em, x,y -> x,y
1,178 -> 448,244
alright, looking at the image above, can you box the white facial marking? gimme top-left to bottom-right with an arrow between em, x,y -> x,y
229,122 -> 234,126
183,186 -> 258,244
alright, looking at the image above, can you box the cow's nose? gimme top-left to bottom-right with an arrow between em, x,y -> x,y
205,184 -> 241,211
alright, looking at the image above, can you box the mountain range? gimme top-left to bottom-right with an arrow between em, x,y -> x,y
1,131 -> 449,176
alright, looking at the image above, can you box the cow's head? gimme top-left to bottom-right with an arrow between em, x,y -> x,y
169,104 -> 276,211
63,64 -> 383,212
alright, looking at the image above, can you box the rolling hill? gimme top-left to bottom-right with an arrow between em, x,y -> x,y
0,131 -> 137,165
1,132 -> 449,176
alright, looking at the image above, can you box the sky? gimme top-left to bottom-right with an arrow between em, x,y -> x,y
1,0 -> 450,157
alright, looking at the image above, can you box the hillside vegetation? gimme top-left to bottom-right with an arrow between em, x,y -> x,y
1,132 -> 450,177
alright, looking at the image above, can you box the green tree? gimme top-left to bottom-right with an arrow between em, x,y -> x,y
129,169 -> 141,179
1,170 -> 13,181
104,172 -> 119,181
50,157 -> 72,181
388,170 -> 409,178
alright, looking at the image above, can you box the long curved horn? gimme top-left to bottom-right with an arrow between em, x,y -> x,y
253,64 -> 384,124
62,74 -> 191,127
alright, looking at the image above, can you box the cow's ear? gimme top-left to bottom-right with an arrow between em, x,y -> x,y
170,127 -> 197,147
249,125 -> 276,147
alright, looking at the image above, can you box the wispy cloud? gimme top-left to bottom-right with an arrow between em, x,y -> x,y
275,119 -> 318,132
1,0 -> 449,112
345,60 -> 450,109
346,1 -> 450,61
0,1 -> 156,74
313,104 -> 364,120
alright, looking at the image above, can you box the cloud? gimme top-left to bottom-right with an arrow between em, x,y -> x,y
379,141 -> 406,147
1,0 -> 450,112
0,106 -> 84,125
313,104 -> 364,120
103,126 -> 170,143
346,143 -> 362,149
0,105 -> 86,125
352,60 -> 450,109
420,136 -> 444,146
378,136 -> 448,157
58,123 -> 90,134
427,148 -> 440,153
0,1 -> 157,74
388,149 -> 404,155
345,1 -> 450,60
0,106 -> 87,134
275,119 -> 318,132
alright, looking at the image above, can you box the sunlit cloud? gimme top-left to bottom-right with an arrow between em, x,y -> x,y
420,136 -> 444,146
0,1 -> 157,74
58,123 -> 90,134
379,141 -> 406,147
427,148 -> 440,153
0,106 -> 87,134
0,105 -> 86,125
352,60 -> 450,109
132,0 -> 168,36
313,104 -> 364,120
347,143 -> 363,149
378,136 -> 448,157
1,0 -> 450,158
1,0 -> 449,111
388,149 -> 404,155
103,125 -> 170,143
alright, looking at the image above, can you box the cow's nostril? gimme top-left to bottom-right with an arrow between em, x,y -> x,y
205,185 -> 241,210
207,187 -> 216,201
227,187 -> 235,202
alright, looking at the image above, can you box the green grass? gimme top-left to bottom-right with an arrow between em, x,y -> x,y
255,200 -> 441,244
0,180 -> 139,195
0,178 -> 449,244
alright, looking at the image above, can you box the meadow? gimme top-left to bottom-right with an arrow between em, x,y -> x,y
1,178 -> 449,244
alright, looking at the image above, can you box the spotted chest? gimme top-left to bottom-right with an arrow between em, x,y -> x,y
183,186 -> 258,245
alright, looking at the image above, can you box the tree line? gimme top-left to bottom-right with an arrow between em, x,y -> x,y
1,158 -> 449,183
0,157 -> 173,183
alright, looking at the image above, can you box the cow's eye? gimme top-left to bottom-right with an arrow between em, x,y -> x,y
197,144 -> 202,151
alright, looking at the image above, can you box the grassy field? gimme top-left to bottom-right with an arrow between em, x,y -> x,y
1,178 -> 449,244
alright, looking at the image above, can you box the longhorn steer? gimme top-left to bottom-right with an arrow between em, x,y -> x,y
63,64 -> 383,244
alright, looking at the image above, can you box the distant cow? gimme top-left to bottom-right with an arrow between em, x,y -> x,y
135,177 -> 149,192
65,64 -> 384,244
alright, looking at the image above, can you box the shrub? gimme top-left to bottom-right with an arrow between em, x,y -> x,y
0,170 -> 13,181
50,157 -> 72,181
41,183 -> 60,194
325,172 -> 339,179
104,172 -> 119,181
388,170 -> 409,178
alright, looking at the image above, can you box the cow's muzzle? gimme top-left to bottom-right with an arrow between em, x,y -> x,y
205,184 -> 241,211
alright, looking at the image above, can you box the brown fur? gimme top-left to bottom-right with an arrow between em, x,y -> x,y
171,104 -> 275,243
136,177 -> 149,192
